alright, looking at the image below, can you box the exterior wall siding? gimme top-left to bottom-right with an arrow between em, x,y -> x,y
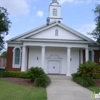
94,50 -> 100,64
6,47 -> 21,71
28,47 -> 80,74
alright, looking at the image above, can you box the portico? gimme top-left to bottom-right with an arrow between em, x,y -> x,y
21,41 -> 89,76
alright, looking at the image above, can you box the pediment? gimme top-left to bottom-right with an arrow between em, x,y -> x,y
46,55 -> 62,60
7,22 -> 96,45
26,25 -> 84,41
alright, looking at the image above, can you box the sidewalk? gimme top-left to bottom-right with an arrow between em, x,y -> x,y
46,75 -> 98,100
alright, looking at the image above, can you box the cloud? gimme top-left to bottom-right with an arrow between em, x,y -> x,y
76,23 -> 96,37
58,0 -> 73,5
58,0 -> 92,5
37,11 -> 44,17
0,0 -> 30,15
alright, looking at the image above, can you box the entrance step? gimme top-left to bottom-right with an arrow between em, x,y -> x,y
48,75 -> 72,80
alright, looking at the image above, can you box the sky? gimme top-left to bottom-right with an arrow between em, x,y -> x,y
0,0 -> 100,49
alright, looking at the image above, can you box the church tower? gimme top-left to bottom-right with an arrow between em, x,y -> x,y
48,0 -> 63,23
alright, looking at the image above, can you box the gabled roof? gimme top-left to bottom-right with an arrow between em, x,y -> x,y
7,21 -> 98,45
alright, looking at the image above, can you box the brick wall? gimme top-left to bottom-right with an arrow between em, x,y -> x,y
6,47 -> 21,71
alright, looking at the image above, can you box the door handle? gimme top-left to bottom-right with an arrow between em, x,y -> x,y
53,66 -> 55,69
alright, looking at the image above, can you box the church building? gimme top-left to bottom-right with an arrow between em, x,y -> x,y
6,0 -> 99,76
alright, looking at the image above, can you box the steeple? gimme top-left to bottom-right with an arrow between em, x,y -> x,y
52,0 -> 57,3
48,0 -> 63,23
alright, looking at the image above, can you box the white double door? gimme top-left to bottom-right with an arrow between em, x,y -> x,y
48,60 -> 60,74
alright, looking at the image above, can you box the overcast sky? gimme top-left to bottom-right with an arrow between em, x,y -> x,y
0,0 -> 100,48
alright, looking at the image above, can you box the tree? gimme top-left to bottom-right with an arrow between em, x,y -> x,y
0,51 -> 7,58
0,7 -> 11,52
90,4 -> 100,43
90,4 -> 100,60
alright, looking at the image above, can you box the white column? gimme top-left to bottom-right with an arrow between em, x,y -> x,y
85,48 -> 89,62
41,46 -> 45,71
21,46 -> 26,71
66,47 -> 71,76
80,49 -> 83,64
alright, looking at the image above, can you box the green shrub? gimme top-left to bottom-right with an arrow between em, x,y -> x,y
0,68 -> 5,72
27,67 -> 51,87
72,73 -> 95,87
6,71 -> 28,78
3,71 -> 28,78
78,61 -> 96,77
72,73 -> 80,78
78,61 -> 100,79
27,67 -> 45,81
34,74 -> 48,87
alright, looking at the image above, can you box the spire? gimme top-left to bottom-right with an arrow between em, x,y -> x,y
52,0 -> 57,3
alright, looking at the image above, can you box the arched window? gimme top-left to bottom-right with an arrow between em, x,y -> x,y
14,48 -> 20,64
13,47 -> 21,68
55,29 -> 58,36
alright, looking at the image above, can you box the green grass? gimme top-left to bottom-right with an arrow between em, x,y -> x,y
0,79 -> 47,100
88,87 -> 100,93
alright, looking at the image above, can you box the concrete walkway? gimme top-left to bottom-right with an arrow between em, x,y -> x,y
46,75 -> 98,100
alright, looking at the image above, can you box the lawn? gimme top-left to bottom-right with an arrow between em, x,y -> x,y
0,79 -> 47,100
88,87 -> 100,93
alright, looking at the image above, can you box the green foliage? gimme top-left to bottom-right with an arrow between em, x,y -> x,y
72,73 -> 95,87
0,68 -> 6,77
0,68 -> 5,72
78,61 -> 95,77
0,71 -> 28,78
78,61 -> 100,79
27,67 -> 51,87
34,74 -> 51,87
27,67 -> 45,81
88,86 -> 100,93
0,51 -> 7,58
89,4 -> 100,43
5,71 -> 28,78
0,7 -> 11,51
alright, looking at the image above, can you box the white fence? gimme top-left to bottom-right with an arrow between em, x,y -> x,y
0,57 -> 6,69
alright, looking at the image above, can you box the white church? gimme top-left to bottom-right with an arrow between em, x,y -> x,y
6,0 -> 99,76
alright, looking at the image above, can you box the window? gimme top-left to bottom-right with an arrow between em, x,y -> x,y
55,29 -> 58,36
14,48 -> 20,64
53,9 -> 57,16
13,47 -> 21,68
89,51 -> 92,61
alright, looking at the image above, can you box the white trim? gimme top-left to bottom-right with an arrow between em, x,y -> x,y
66,47 -> 71,76
20,39 -> 92,43
89,49 -> 94,62
85,48 -> 89,62
41,46 -> 45,71
7,21 -> 98,45
12,47 -> 21,68
7,21 -> 56,42
46,54 -> 62,74
21,46 -> 26,71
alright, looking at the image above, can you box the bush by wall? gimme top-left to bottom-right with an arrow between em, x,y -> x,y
27,67 -> 51,87
0,71 -> 28,79
78,61 -> 100,79
34,74 -> 51,87
72,73 -> 95,87
27,67 -> 45,81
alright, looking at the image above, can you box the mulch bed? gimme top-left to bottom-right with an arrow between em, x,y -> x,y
1,78 -> 34,87
94,79 -> 100,87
